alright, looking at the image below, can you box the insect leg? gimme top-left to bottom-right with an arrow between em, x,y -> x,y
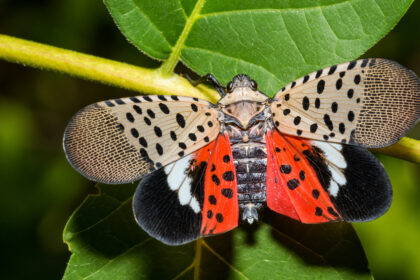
182,73 -> 226,98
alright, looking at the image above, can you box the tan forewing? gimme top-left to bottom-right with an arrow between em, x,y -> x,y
271,59 -> 420,148
63,95 -> 219,184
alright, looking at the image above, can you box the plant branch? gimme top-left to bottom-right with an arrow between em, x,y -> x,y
0,34 -> 219,102
371,137 -> 420,163
0,34 -> 419,163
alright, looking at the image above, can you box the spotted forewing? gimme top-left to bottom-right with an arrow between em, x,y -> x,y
64,95 -> 219,184
272,59 -> 420,147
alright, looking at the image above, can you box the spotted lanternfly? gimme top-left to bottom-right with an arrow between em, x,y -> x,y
64,58 -> 420,245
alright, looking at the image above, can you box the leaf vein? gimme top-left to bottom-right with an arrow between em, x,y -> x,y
372,0 -> 386,17
261,221 -> 346,279
125,2 -> 172,47
83,237 -> 153,280
200,1 -> 353,18
280,12 -> 309,65
202,240 -> 249,280
69,195 -> 131,238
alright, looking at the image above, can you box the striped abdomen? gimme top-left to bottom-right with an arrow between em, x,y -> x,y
232,143 -> 267,207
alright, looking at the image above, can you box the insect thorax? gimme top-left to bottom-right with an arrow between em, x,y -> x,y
220,100 -> 271,224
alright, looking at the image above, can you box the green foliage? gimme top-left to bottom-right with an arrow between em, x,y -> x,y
58,0 -> 416,279
63,184 -> 370,280
105,0 -> 413,95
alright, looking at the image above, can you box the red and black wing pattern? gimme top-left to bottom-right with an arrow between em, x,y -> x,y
266,128 -> 392,223
265,129 -> 341,223
200,133 -> 239,236
133,133 -> 238,245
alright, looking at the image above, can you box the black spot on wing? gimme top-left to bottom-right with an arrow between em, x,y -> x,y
147,109 -> 155,118
191,103 -> 198,112
315,98 -> 321,108
361,59 -> 369,67
170,131 -> 177,141
221,188 -> 233,198
105,100 -> 115,107
223,155 -> 230,163
130,97 -> 141,103
336,79 -> 342,90
131,128 -> 139,138
323,114 -> 334,130
154,126 -> 162,137
347,89 -> 354,99
310,123 -> 318,133
317,80 -> 325,94
302,97 -> 310,110
328,65 -> 337,75
347,60 -> 357,70
209,195 -> 217,205
133,105 -> 142,115
139,137 -> 148,147
159,103 -> 170,114
212,174 -> 220,186
115,98 -> 125,105
126,112 -> 135,123
287,179 -> 300,190
222,171 -> 234,182
280,165 -> 292,174
176,113 -> 186,128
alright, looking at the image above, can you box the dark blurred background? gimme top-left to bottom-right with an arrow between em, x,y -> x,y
0,0 -> 419,279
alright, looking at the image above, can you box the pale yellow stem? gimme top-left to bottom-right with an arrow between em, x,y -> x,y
371,137 -> 420,163
0,34 -> 219,102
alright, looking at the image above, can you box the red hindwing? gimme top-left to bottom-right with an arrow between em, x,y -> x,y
265,129 -> 341,223
200,133 -> 239,235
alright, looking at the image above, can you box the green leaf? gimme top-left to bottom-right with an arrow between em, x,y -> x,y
104,0 -> 414,95
63,184 -> 370,279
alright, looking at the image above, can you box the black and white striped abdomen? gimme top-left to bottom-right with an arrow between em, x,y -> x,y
231,143 -> 267,206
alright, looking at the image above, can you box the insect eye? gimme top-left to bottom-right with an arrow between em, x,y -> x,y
250,80 -> 258,90
226,82 -> 233,93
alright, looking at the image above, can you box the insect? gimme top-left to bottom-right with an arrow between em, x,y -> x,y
64,58 -> 420,245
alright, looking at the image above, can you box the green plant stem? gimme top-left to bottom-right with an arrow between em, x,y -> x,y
371,137 -> 420,163
0,34 -> 419,163
193,239 -> 202,280
0,34 -> 219,102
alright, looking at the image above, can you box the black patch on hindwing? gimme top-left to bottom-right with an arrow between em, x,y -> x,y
303,144 -> 392,222
133,161 -> 207,245
330,146 -> 392,222
302,148 -> 332,193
